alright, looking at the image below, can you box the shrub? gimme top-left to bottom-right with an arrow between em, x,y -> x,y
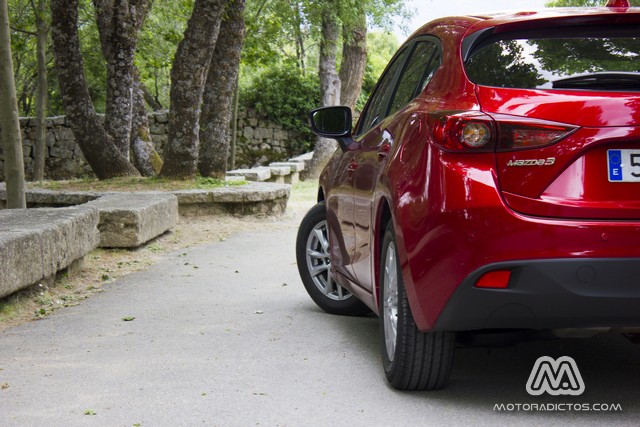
242,66 -> 320,141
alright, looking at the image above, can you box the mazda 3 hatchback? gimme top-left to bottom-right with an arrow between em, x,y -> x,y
296,2 -> 640,391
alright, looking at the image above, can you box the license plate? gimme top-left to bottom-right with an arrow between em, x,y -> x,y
608,149 -> 640,182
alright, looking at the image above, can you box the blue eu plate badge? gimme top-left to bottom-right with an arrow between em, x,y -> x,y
608,150 -> 623,182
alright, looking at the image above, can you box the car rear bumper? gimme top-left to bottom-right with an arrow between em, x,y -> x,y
433,258 -> 640,331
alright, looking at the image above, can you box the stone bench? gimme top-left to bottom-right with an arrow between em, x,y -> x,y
226,153 -> 310,185
1,181 -> 289,241
225,167 -> 272,182
0,186 -> 179,249
0,206 -> 100,299
269,161 -> 305,184
0,181 -> 289,300
173,182 -> 290,217
85,193 -> 179,248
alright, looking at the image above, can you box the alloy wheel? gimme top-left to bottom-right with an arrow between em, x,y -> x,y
383,241 -> 399,362
305,220 -> 352,301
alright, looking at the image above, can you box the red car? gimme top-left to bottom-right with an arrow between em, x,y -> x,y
296,1 -> 640,391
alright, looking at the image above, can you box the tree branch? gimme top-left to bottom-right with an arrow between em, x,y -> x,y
10,26 -> 36,36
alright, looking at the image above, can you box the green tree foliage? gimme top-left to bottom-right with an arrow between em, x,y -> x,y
359,31 -> 399,109
7,0 -> 38,115
136,0 -> 192,109
534,38 -> 640,77
243,0 -> 304,70
77,1 -> 107,112
8,0 -> 107,115
242,65 -> 320,143
546,0 -> 640,6
241,0 -> 404,131
466,41 -> 544,88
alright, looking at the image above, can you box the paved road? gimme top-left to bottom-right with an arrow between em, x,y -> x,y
1,212 -> 639,426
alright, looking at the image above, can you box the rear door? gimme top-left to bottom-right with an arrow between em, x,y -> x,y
327,46 -> 411,285
351,38 -> 442,287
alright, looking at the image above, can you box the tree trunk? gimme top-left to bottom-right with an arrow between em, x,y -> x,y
339,5 -> 367,111
0,0 -> 26,208
307,5 -> 340,179
290,0 -> 306,74
318,7 -> 341,107
198,0 -> 246,179
94,0 -> 149,158
160,0 -> 227,179
50,0 -> 140,179
131,69 -> 162,176
230,75 -> 239,171
32,0 -> 48,181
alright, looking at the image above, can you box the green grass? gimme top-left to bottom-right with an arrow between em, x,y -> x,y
30,175 -> 247,192
290,180 -> 319,204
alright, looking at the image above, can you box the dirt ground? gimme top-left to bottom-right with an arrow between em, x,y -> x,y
0,182 -> 317,332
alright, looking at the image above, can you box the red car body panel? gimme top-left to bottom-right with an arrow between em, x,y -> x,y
319,8 -> 640,332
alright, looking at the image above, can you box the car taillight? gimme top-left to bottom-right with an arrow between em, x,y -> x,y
428,112 -> 495,152
428,112 -> 577,152
496,119 -> 577,151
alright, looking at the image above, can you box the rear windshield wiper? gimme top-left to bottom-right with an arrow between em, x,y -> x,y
552,72 -> 640,91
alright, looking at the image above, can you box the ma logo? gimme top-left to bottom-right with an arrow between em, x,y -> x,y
526,356 -> 585,396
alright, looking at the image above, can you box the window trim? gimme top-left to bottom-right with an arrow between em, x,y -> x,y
355,46 -> 410,136
354,35 -> 442,137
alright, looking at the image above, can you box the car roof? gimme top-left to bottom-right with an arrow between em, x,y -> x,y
410,7 -> 640,40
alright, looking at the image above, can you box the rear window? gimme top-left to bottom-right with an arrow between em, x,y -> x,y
465,26 -> 640,91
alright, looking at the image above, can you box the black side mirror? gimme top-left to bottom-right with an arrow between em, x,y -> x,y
309,106 -> 354,152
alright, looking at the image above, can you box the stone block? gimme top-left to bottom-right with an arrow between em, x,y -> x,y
226,168 -> 271,182
46,131 -> 56,147
56,127 -> 75,142
243,126 -> 254,140
290,152 -> 314,170
85,193 -> 179,248
274,129 -> 288,140
52,116 -> 66,126
0,206 -> 100,299
270,161 -> 305,172
155,112 -> 169,123
255,128 -> 272,140
268,166 -> 291,176
175,183 -> 290,217
50,147 -> 74,159
150,122 -> 166,135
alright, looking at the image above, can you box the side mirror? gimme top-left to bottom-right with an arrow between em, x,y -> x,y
309,106 -> 354,152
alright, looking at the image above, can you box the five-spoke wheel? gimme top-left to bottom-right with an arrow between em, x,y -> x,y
296,202 -> 370,315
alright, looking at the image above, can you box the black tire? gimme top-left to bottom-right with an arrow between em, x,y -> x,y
296,202 -> 370,316
379,222 -> 455,390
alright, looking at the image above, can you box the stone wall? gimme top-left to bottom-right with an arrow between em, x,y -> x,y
0,109 -> 310,181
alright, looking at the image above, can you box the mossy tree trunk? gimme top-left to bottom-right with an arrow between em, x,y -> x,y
198,0 -> 246,179
160,0 -> 227,179
131,69 -> 162,176
94,0 -> 150,159
50,0 -> 140,179
339,4 -> 367,111
307,4 -> 340,179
